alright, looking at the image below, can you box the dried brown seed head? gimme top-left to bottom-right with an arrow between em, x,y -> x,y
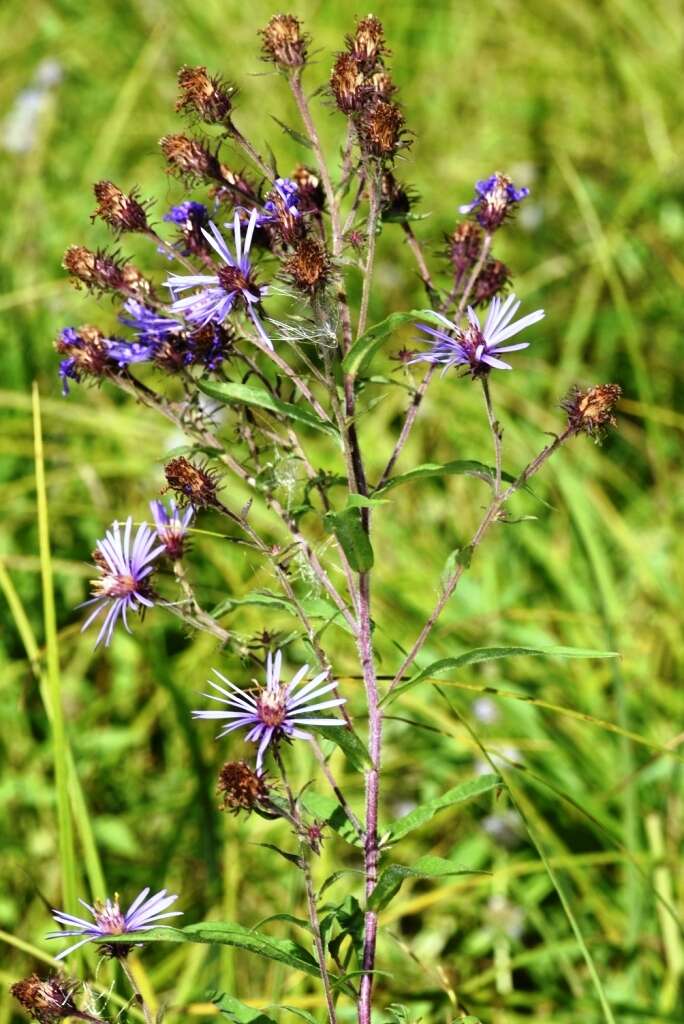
358,97 -> 406,159
218,761 -> 270,813
92,181 -> 149,234
330,51 -> 367,114
561,384 -> 622,441
260,14 -> 309,68
472,259 -> 511,304
164,456 -> 221,508
346,14 -> 388,70
176,65 -> 235,124
160,134 -> 223,183
284,237 -> 332,293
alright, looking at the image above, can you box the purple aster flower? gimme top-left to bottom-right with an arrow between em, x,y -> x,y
460,173 -> 530,230
81,517 -> 165,647
150,499 -> 193,559
165,209 -> 271,348
104,337 -> 159,366
163,200 -> 208,227
119,299 -> 182,343
256,177 -> 300,226
192,649 -> 346,771
413,294 -> 544,376
47,888 -> 182,960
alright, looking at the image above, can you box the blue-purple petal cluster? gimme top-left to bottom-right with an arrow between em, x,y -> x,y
165,210 -> 271,347
47,888 -> 182,960
413,294 -> 544,376
81,516 -> 165,647
193,649 -> 346,771
460,173 -> 529,230
150,498 -> 194,559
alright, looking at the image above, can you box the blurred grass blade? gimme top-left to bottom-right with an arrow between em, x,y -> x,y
32,381 -> 78,913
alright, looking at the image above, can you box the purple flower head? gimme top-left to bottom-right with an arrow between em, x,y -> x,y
165,210 -> 271,348
47,888 -> 182,960
105,337 -> 159,366
460,173 -> 530,230
163,200 -> 208,227
256,177 -> 300,227
119,299 -> 183,344
81,516 -> 165,647
56,325 -> 155,395
413,294 -> 544,377
150,498 -> 193,560
192,649 -> 346,771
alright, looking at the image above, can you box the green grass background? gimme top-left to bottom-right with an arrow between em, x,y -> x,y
1,0 -> 683,1021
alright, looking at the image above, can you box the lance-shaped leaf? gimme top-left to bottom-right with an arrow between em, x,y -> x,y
198,379 -> 339,439
104,922 -> 321,978
210,993 -> 276,1024
374,459 -> 512,496
314,724 -> 371,771
382,646 -> 620,707
368,856 -> 482,912
324,508 -> 374,572
342,309 -> 446,377
387,774 -> 501,843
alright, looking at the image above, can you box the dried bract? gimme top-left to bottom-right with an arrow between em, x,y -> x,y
284,237 -> 331,293
164,456 -> 221,508
358,97 -> 406,159
160,133 -> 223,183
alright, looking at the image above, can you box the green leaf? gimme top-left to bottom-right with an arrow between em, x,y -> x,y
104,922 -> 321,978
198,379 -> 338,439
374,459 -> 509,496
324,508 -> 374,572
314,724 -> 371,771
368,856 -> 481,912
387,774 -> 501,842
382,645 -> 620,708
270,115 -> 313,150
211,992 -> 276,1024
300,791 -> 362,846
345,493 -> 389,509
342,309 -> 445,376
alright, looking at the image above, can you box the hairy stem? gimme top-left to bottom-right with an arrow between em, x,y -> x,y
119,958 -> 153,1024
357,164 -> 381,339
481,377 -> 503,496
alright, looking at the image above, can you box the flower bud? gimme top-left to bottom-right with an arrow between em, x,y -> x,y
160,134 -> 223,183
447,222 -> 485,278
164,456 -> 221,508
284,237 -> 331,293
176,65 -> 235,124
259,14 -> 309,69
92,181 -> 149,234
561,384 -> 622,441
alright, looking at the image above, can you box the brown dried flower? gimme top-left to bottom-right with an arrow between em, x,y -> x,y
11,975 -> 100,1024
330,51 -> 367,114
160,134 -> 223,183
176,65 -> 235,124
218,761 -> 270,814
561,384 -> 622,441
291,166 -> 325,216
164,456 -> 221,508
472,259 -> 511,304
358,97 -> 406,159
284,237 -> 332,293
92,181 -> 149,234
260,14 -> 309,68
63,245 -> 152,300
346,15 -> 388,71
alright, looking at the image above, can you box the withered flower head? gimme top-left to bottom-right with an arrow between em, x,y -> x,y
380,172 -> 416,221
218,761 -> 270,814
346,14 -> 388,70
154,322 -> 236,374
10,974 -> 97,1024
561,384 -> 622,441
447,221 -> 485,277
358,97 -> 406,159
292,166 -> 325,215
472,259 -> 511,304
302,821 -> 325,855
63,245 -> 125,294
460,173 -> 530,231
284,237 -> 332,293
55,325 -> 109,393
176,65 -> 235,124
164,456 -> 221,508
92,181 -> 149,234
160,134 -> 222,183
260,14 -> 309,68
368,68 -> 396,101
330,51 -> 367,114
